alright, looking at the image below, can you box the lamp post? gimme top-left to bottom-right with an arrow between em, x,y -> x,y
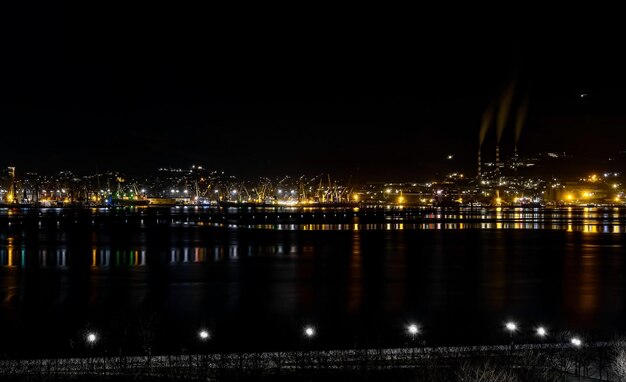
303,326 -> 315,367
198,329 -> 210,371
505,321 -> 517,366
407,324 -> 420,361
536,326 -> 547,348
85,332 -> 98,373
571,337 -> 582,380
407,324 -> 419,341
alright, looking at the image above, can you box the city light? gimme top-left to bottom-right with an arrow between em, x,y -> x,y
571,337 -> 582,347
407,324 -> 419,336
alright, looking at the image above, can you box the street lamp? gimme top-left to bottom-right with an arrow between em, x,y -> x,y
505,321 -> 517,358
304,326 -> 315,338
86,332 -> 98,344
505,322 -> 517,333
198,329 -> 210,341
536,327 -> 547,338
407,324 -> 419,340
571,337 -> 583,378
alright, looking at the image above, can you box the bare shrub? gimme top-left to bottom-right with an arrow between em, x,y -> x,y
456,362 -> 517,382
612,338 -> 626,380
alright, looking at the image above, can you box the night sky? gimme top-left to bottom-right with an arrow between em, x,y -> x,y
2,7 -> 626,180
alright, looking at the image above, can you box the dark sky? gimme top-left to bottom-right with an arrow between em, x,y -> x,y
2,7 -> 626,180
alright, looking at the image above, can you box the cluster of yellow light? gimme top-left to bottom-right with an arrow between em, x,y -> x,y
397,196 -> 405,204
276,200 -> 299,206
589,174 -> 598,182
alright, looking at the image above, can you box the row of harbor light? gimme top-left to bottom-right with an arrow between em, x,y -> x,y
83,323 -> 584,347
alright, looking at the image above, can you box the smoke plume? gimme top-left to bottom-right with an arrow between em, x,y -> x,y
496,78 -> 516,143
515,95 -> 528,144
478,100 -> 495,147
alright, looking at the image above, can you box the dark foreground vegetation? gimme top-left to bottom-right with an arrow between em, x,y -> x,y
2,338 -> 626,381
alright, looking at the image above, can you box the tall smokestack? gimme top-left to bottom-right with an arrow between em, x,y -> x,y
495,145 -> 500,178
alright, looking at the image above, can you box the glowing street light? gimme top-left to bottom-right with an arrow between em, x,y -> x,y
571,337 -> 582,347
407,323 -> 419,341
505,322 -> 517,333
198,329 -> 210,341
536,327 -> 547,338
304,326 -> 315,338
86,332 -> 98,344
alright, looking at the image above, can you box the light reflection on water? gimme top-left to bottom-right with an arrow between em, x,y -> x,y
0,207 -> 626,355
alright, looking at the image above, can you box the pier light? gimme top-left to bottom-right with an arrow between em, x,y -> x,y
304,326 -> 315,338
198,329 -> 210,341
86,332 -> 98,344
536,327 -> 547,337
571,337 -> 582,347
505,322 -> 517,333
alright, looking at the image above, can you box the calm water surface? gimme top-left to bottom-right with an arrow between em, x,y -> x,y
0,207 -> 625,357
